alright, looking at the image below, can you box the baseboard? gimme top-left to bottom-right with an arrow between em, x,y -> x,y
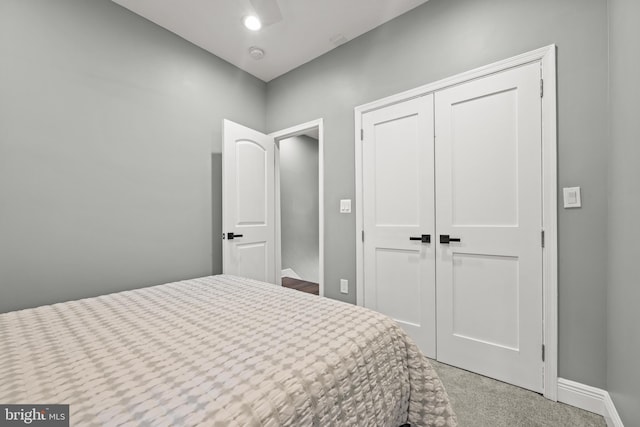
557,378 -> 624,426
281,268 -> 301,280
603,392 -> 624,427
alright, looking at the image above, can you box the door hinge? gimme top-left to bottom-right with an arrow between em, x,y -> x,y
542,344 -> 546,362
360,129 -> 364,140
540,79 -> 544,98
362,230 -> 365,242
541,230 -> 545,248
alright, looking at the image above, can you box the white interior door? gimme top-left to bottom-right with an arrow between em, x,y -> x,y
362,95 -> 436,357
435,63 -> 543,392
222,119 -> 275,283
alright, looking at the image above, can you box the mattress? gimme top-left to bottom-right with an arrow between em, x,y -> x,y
0,275 -> 456,426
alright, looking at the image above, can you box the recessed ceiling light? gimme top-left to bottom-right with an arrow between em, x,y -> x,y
243,15 -> 262,31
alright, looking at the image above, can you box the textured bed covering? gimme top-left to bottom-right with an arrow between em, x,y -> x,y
1,275 -> 456,426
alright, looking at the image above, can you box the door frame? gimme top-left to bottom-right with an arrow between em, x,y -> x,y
270,119 -> 325,297
354,45 -> 558,400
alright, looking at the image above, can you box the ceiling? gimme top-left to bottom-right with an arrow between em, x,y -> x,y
111,0 -> 429,82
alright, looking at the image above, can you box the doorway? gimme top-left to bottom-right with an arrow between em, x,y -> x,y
221,120 -> 276,283
271,119 -> 324,297
221,119 -> 324,294
278,134 -> 320,295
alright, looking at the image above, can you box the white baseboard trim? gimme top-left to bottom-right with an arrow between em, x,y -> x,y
603,392 -> 624,427
281,268 -> 301,280
557,378 -> 605,415
557,378 -> 624,427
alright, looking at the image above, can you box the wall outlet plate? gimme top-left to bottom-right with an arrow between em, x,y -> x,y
340,279 -> 348,294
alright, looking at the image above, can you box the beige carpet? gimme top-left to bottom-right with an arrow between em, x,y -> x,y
430,359 -> 607,427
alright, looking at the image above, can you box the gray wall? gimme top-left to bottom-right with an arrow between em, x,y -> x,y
607,0 -> 640,424
211,153 -> 223,275
280,135 -> 319,283
266,0 -> 609,388
0,0 -> 265,312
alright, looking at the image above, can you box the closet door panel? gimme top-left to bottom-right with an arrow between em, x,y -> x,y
435,63 -> 543,392
362,95 -> 436,357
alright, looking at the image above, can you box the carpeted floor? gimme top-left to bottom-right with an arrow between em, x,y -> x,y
430,359 -> 607,427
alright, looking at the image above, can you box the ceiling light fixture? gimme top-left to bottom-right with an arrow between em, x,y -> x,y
248,46 -> 265,60
243,15 -> 262,31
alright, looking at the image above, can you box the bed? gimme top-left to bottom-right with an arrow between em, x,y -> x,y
0,275 -> 456,426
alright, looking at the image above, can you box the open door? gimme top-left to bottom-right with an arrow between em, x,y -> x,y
222,119 -> 276,283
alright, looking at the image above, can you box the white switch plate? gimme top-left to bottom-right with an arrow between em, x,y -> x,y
340,279 -> 348,294
340,199 -> 351,213
563,187 -> 582,208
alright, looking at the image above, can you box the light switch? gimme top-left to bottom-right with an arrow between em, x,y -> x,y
563,187 -> 581,208
340,199 -> 351,213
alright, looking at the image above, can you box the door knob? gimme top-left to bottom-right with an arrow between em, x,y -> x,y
439,235 -> 461,244
409,234 -> 431,243
226,232 -> 244,240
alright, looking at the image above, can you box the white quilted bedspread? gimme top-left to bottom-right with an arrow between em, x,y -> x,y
0,275 -> 456,426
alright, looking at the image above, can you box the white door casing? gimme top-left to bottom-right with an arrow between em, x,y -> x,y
434,62 -> 543,392
222,119 -> 276,283
362,95 -> 436,357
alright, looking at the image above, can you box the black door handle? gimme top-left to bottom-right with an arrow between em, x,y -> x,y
409,234 -> 431,243
440,235 -> 461,244
227,232 -> 244,240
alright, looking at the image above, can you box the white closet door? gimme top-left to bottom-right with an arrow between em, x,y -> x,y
362,95 -> 436,357
222,119 -> 276,284
435,63 -> 543,392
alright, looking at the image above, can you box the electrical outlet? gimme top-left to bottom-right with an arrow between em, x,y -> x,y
340,279 -> 348,294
